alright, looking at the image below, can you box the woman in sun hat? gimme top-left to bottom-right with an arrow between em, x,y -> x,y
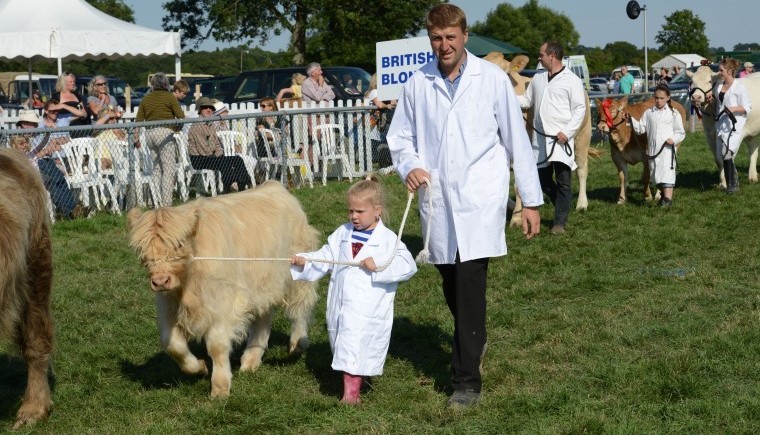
739,61 -> 754,78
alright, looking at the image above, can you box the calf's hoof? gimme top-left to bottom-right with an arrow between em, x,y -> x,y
210,386 -> 231,398
289,337 -> 309,355
14,401 -> 51,430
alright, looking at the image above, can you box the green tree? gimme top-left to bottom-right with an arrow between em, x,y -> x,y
734,42 -> 760,51
604,41 -> 641,68
470,3 -> 536,56
86,0 -> 135,23
308,0 -> 439,72
470,0 -> 578,63
161,0 -> 440,68
655,10 -> 710,57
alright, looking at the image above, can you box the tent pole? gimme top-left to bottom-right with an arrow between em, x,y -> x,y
175,54 -> 181,81
28,59 -> 33,109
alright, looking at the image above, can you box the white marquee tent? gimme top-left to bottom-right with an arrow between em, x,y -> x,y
651,54 -> 708,73
0,0 -> 182,77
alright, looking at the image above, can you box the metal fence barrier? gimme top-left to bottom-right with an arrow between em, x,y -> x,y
1,104 -> 394,222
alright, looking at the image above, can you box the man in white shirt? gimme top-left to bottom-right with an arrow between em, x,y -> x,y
519,41 -> 587,234
387,3 -> 542,409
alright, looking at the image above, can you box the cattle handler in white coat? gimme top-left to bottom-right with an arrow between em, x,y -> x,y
387,4 -> 543,409
518,41 -> 586,234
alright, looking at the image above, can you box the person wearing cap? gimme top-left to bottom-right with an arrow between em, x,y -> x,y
12,110 -> 80,219
739,61 -> 754,78
187,96 -> 252,192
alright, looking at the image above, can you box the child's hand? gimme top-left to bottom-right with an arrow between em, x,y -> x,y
360,257 -> 377,272
291,255 -> 306,267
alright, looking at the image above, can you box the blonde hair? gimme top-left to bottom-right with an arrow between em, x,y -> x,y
55,72 -> 75,92
348,173 -> 388,223
292,73 -> 307,86
720,58 -> 740,75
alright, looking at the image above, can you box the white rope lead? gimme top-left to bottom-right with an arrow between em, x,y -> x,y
192,178 -> 434,270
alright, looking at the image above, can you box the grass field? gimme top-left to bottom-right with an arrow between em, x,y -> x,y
2,131 -> 760,434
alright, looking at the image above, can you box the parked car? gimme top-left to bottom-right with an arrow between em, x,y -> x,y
0,72 -> 58,106
609,66 -> 644,93
226,66 -> 371,105
590,77 -> 609,93
181,75 -> 237,106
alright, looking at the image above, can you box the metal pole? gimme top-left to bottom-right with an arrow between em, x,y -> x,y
643,5 -> 649,90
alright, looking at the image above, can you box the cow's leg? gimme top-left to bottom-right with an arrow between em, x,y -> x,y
284,281 -> 317,355
747,138 -> 759,182
574,112 -> 591,211
705,122 -> 727,188
642,160 -> 653,201
205,328 -> 233,397
15,239 -> 54,429
509,189 -> 523,227
240,309 -> 273,372
575,162 -> 589,211
156,293 -> 207,376
611,151 -> 628,204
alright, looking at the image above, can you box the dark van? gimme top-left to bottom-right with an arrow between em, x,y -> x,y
226,66 -> 371,105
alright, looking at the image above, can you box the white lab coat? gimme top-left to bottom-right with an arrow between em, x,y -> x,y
713,79 -> 752,156
631,105 -> 685,185
387,51 -> 543,264
518,68 -> 587,170
290,220 -> 416,376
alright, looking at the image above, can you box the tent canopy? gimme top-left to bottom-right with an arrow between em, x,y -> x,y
0,0 -> 181,75
466,33 -> 525,57
651,54 -> 707,72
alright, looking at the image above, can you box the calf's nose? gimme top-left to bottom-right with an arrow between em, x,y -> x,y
151,274 -> 170,289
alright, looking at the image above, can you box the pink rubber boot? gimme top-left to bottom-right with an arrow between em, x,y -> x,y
340,372 -> 363,405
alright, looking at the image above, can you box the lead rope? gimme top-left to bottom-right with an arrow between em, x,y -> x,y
192,178 -> 433,271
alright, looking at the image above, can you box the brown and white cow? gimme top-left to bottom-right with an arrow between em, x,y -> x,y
596,96 -> 687,203
0,148 -> 54,429
485,52 -> 598,226
127,182 -> 319,397
687,67 -> 760,188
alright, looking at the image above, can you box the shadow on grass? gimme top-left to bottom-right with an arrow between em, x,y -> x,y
119,330 -> 305,391
389,317 -> 451,393
0,354 -> 56,422
677,169 -> 720,192
303,318 -> 452,397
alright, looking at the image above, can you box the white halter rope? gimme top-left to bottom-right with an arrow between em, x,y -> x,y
192,179 -> 433,271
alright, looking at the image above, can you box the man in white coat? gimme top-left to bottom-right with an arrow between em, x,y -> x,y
387,4 -> 543,409
518,41 -> 587,234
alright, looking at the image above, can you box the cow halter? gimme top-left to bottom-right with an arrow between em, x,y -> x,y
601,98 -> 628,131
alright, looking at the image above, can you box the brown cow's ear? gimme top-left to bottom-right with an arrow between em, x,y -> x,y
126,208 -> 142,232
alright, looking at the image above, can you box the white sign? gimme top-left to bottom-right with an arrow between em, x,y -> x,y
375,36 -> 436,101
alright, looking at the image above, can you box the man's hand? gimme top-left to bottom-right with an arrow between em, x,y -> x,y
521,206 -> 541,239
556,131 -> 569,144
405,168 -> 431,192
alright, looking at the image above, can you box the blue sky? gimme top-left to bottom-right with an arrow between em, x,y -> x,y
128,0 -> 756,53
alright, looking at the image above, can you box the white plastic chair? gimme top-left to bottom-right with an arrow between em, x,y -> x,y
217,130 -> 257,187
130,143 -> 162,208
312,123 -> 352,186
58,137 -> 120,214
216,130 -> 247,156
99,139 -> 129,210
258,128 -> 314,188
174,133 -> 218,198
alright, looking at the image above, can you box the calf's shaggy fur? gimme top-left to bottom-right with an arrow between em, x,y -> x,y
0,148 -> 54,429
127,182 -> 319,397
